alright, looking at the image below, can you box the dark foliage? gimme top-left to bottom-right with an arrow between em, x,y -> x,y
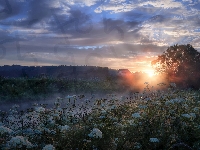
152,44 -> 200,89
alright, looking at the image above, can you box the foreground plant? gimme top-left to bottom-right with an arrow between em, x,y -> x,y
0,84 -> 200,149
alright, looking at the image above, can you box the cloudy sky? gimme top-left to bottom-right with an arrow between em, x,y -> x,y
0,0 -> 200,72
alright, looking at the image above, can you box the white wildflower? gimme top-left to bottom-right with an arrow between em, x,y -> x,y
101,109 -> 107,115
7,136 -> 33,148
134,142 -> 142,149
181,114 -> 191,119
182,121 -> 187,127
149,138 -> 159,143
66,95 -> 76,99
66,95 -> 74,99
12,104 -> 19,109
54,101 -> 60,107
165,101 -> 173,105
120,96 -> 126,101
83,139 -> 91,142
101,103 -> 105,107
189,113 -> 196,118
112,117 -> 118,122
127,120 -> 136,126
35,107 -> 45,113
112,138 -> 119,146
111,105 -> 116,110
121,131 -> 126,135
59,125 -> 70,133
139,105 -> 147,109
42,144 -> 55,150
99,123 -> 104,127
193,107 -> 199,112
145,97 -> 151,101
42,127 -> 51,133
169,83 -> 176,88
7,115 -> 16,122
88,128 -> 102,138
132,113 -> 141,118
99,115 -> 105,119
47,116 -> 55,125
173,98 -> 185,103
53,113 -> 60,120
66,112 -> 73,117
169,109 -> 175,114
88,116 -> 93,121
165,98 -> 185,105
0,126 -> 13,135
152,101 -> 160,105
183,104 -> 188,108
113,122 -> 124,128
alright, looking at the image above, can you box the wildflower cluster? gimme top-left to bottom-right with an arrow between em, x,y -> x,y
0,84 -> 200,149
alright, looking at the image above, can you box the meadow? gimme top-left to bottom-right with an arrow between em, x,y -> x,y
0,79 -> 200,150
0,76 -> 122,102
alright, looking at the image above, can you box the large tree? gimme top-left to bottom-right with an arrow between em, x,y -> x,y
151,44 -> 200,88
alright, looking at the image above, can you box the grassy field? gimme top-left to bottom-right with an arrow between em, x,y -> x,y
0,77 -> 124,102
0,82 -> 200,149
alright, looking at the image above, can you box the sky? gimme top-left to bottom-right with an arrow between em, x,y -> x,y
0,0 -> 200,73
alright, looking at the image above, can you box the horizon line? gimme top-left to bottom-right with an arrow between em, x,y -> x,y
0,64 -> 151,73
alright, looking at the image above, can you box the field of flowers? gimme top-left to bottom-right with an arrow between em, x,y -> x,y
0,83 -> 200,150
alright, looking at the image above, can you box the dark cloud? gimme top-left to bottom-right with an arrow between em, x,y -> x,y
0,0 -> 199,71
148,15 -> 168,23
27,0 -> 52,24
122,11 -> 144,20
127,21 -> 140,28
0,0 -> 22,20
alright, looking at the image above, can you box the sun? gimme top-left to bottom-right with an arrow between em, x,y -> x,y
145,69 -> 155,77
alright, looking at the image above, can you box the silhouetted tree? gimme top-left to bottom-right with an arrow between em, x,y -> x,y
151,44 -> 200,89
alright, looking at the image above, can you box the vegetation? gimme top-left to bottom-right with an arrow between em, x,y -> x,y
0,76 -> 123,102
152,44 -> 200,89
0,83 -> 200,149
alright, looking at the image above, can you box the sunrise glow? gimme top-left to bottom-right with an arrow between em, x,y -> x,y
145,69 -> 155,77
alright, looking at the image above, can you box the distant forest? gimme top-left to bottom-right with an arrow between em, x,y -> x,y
0,65 -> 112,79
